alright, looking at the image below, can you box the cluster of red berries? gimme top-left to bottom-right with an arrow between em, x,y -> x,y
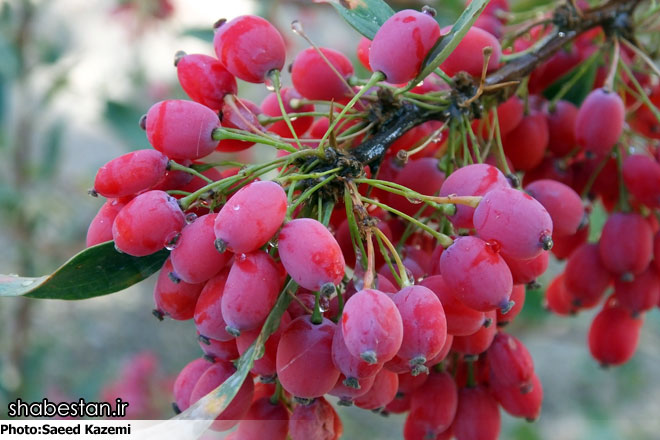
84,0 -> 660,438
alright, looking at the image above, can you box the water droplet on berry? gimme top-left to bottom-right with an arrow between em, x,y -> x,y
232,204 -> 241,211
291,20 -> 304,35
185,213 -> 198,224
558,31 -> 566,38
237,253 -> 247,262
485,239 -> 502,253
267,238 -> 278,248
164,232 -> 181,250
264,79 -> 275,91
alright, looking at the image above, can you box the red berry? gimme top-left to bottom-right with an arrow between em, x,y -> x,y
588,302 -> 643,366
145,100 -> 220,160
369,10 -> 440,84
112,190 -> 185,257
86,199 -> 128,247
440,236 -> 513,312
234,397 -> 289,440
525,179 -> 584,237
214,181 -> 287,254
451,310 -> 497,355
564,243 -> 611,309
288,397 -> 342,440
189,361 -> 254,431
194,269 -> 233,341
473,187 -> 553,260
94,149 -> 169,198
236,312 -> 292,378
216,98 -> 263,152
331,322 -> 383,382
171,214 -> 233,284
503,252 -> 549,285
545,273 -> 577,316
575,88 -> 624,156
221,251 -> 282,335
453,385 -> 501,440
353,368 -> 399,410
487,332 -> 534,389
261,88 -> 315,138
598,212 -> 653,278
276,317 -> 340,398
545,100 -> 579,157
173,358 -> 212,412
176,53 -> 237,110
342,288 -> 404,364
198,335 -> 238,362
623,154 -> 660,208
392,285 -> 447,372
213,15 -> 286,83
420,275 -> 487,336
387,157 -> 446,217
613,266 -> 660,314
502,109 -> 549,171
356,37 -> 372,71
491,372 -> 543,421
439,164 -> 509,230
291,47 -> 354,101
404,371 -> 457,439
154,259 -> 204,320
440,26 -> 501,78
278,218 -> 345,291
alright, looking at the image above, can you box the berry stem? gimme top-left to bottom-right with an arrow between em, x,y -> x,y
372,226 -> 411,287
359,195 -> 454,248
374,231 -> 403,287
310,290 -> 323,325
603,37 -> 620,92
286,175 -> 337,217
618,57 -> 660,122
167,160 -> 214,184
268,68 -> 305,150
354,178 -> 482,208
344,185 -> 368,271
270,380 -> 284,405
318,71 -> 385,153
212,127 -> 298,153
491,109 -> 513,176
363,228 -> 375,290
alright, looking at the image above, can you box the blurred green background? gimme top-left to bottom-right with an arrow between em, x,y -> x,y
1,0 -> 659,438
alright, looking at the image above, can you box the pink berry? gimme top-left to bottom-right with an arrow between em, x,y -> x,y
94,149 -> 169,198
369,10 -> 440,84
291,47 -> 354,101
176,53 -> 237,110
145,100 -> 220,160
213,15 -> 286,83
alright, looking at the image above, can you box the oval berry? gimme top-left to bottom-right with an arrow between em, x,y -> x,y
94,149 -> 168,198
278,218 -> 345,291
473,187 -> 553,260
176,53 -> 237,110
276,316 -> 340,398
440,236 -> 513,312
291,47 -> 354,101
145,100 -> 220,160
213,15 -> 286,83
369,10 -> 440,84
575,88 -> 624,156
112,190 -> 185,257
342,288 -> 404,364
214,181 -> 287,254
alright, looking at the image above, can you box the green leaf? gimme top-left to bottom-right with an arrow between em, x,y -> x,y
317,0 -> 394,40
410,0 -> 489,87
140,280 -> 295,439
0,242 -> 168,299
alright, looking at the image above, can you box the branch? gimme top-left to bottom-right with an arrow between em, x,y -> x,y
348,0 -> 644,168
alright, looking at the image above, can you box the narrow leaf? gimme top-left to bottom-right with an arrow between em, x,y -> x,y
0,242 -> 168,299
316,0 -> 394,40
411,0 -> 489,87
139,280 -> 295,440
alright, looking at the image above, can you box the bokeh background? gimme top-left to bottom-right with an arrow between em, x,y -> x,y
1,0 -> 659,438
